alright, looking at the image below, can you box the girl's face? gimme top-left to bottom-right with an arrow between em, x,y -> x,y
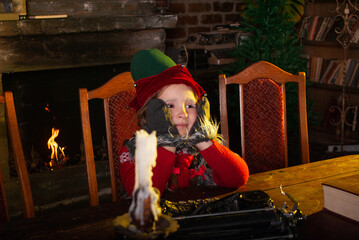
158,84 -> 197,136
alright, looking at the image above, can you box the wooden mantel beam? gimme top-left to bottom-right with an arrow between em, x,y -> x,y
0,15 -> 177,37
0,15 -> 177,73
0,29 -> 168,73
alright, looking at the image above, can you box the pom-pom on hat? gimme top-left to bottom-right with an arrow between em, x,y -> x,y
129,49 -> 206,110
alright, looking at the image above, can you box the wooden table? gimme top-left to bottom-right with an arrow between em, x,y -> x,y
242,154 -> 359,216
1,155 -> 359,240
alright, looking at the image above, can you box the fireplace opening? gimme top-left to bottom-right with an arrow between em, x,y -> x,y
3,63 -> 130,175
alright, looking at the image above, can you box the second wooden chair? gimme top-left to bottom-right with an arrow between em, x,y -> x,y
219,61 -> 310,174
79,72 -> 139,206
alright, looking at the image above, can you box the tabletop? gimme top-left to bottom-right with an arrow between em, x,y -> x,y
1,154 -> 359,240
242,154 -> 359,216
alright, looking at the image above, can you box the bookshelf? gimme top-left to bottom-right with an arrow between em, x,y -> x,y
300,0 -> 359,159
301,1 -> 359,87
303,41 -> 359,60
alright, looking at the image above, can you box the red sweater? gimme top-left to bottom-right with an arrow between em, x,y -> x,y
119,140 -> 249,196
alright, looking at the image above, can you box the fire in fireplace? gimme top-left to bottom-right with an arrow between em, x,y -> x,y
2,63 -> 130,174
46,127 -> 68,170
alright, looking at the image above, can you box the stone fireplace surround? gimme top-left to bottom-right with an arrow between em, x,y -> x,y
0,0 -> 177,218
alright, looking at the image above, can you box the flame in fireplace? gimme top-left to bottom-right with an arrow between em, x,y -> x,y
45,103 -> 50,113
48,128 -> 59,160
47,128 -> 67,170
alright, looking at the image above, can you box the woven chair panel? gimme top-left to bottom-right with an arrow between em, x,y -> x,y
109,90 -> 139,200
242,78 -> 285,174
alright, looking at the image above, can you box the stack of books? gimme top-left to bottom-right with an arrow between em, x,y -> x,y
300,16 -> 359,43
308,58 -> 359,87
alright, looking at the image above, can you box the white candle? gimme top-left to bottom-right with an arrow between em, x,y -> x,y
129,130 -> 161,228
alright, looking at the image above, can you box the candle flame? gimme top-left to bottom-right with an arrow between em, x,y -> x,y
129,130 -> 161,227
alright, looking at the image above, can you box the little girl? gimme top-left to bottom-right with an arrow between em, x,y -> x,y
119,49 -> 249,197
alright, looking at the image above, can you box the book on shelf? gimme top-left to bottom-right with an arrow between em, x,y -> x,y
343,60 -> 357,86
304,16 -> 314,41
322,174 -> 359,222
309,56 -> 318,82
320,60 -> 339,84
352,28 -> 359,43
315,17 -> 329,41
312,16 -> 324,41
338,59 -> 359,87
312,57 -> 324,82
325,17 -> 344,42
319,17 -> 335,42
334,62 -> 345,85
308,57 -> 359,87
299,16 -> 311,40
300,13 -> 359,43
300,15 -> 348,42
327,66 -> 340,84
349,62 -> 359,87
351,17 -> 359,43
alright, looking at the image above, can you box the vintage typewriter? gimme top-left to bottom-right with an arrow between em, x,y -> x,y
160,189 -> 305,239
185,29 -> 240,68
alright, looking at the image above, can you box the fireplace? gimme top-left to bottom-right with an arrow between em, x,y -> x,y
3,63 -> 132,173
0,0 -> 177,217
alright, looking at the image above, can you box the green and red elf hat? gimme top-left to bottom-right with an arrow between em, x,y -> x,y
128,49 -> 206,110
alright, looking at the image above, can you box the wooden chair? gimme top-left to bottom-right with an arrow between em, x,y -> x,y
0,91 -> 35,222
79,72 -> 139,206
219,61 -> 310,174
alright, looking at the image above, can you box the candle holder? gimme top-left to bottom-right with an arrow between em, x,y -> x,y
113,212 -> 179,239
113,130 -> 179,239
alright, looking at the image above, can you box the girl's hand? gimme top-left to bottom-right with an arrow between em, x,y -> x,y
143,98 -> 179,137
190,96 -> 211,135
187,97 -> 219,147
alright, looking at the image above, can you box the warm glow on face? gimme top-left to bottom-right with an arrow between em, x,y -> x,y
157,84 -> 197,136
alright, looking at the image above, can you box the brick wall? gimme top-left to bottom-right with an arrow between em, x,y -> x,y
166,0 -> 243,47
